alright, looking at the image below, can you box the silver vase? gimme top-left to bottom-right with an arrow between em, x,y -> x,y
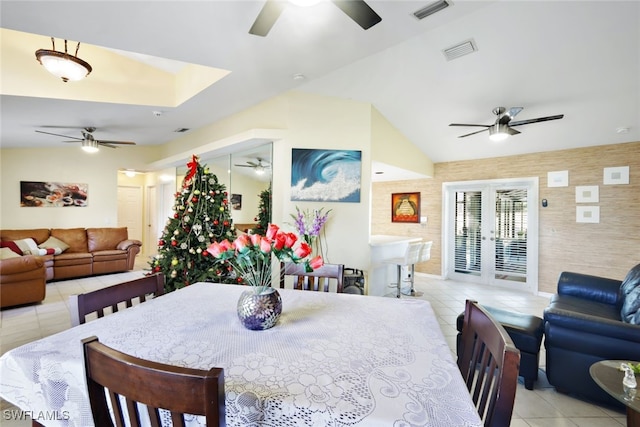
237,287 -> 282,330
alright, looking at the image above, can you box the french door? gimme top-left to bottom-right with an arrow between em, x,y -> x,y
443,178 -> 538,293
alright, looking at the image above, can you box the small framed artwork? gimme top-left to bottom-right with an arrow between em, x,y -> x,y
391,192 -> 420,223
603,166 -> 629,185
575,185 -> 599,203
231,194 -> 242,210
547,170 -> 569,187
576,206 -> 600,223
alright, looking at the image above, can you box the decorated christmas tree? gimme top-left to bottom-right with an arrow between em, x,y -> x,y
150,155 -> 236,292
252,186 -> 271,234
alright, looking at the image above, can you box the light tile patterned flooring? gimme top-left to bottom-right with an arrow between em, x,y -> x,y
0,264 -> 627,426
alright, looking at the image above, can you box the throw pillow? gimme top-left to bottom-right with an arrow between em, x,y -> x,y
38,236 -> 70,255
621,285 -> 640,324
0,240 -> 22,255
13,238 -> 40,255
0,247 -> 21,260
620,263 -> 640,296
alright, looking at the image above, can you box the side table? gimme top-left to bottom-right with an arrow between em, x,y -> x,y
589,360 -> 640,427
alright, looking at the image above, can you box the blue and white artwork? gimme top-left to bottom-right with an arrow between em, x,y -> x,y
291,149 -> 361,202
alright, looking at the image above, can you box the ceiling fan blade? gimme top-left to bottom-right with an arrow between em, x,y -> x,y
498,107 -> 524,125
458,128 -> 490,138
506,127 -> 521,136
98,143 -> 119,149
234,164 -> 255,168
249,0 -> 285,36
509,114 -> 564,127
96,140 -> 136,145
449,123 -> 491,128
36,130 -> 83,141
332,0 -> 382,30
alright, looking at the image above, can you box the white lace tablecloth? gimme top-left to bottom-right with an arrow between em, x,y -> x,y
0,283 -> 482,427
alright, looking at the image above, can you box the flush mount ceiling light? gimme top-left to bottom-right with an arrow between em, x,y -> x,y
35,37 -> 92,82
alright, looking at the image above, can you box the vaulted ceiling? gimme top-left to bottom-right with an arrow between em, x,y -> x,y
1,1 -> 638,163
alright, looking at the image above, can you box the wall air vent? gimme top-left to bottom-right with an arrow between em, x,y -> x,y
173,128 -> 190,133
442,39 -> 478,61
413,0 -> 451,20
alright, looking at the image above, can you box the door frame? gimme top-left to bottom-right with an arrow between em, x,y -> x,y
442,177 -> 539,294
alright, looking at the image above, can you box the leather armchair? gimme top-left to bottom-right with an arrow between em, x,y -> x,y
543,264 -> 640,408
0,255 -> 46,308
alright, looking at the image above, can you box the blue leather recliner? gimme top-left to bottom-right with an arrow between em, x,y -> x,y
543,263 -> 640,408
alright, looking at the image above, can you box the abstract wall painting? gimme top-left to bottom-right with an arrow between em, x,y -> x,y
20,181 -> 88,207
291,149 -> 362,202
391,192 -> 421,223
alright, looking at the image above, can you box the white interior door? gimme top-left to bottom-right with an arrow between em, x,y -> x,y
443,178 -> 538,293
146,185 -> 158,257
117,186 -> 143,242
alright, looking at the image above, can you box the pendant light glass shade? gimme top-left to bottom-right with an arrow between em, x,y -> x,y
35,38 -> 92,82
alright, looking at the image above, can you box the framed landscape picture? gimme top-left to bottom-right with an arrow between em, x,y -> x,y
391,192 -> 420,223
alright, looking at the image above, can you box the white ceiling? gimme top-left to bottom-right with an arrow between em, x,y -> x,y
1,1 -> 638,165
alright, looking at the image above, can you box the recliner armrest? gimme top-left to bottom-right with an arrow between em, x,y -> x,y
544,306 -> 640,343
557,271 -> 622,305
117,239 -> 142,251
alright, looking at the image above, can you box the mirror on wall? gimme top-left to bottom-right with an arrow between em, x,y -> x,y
230,144 -> 272,232
174,143 -> 272,233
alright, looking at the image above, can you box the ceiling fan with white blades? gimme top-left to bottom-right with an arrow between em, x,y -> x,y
249,0 -> 382,37
449,107 -> 564,141
234,158 -> 271,175
35,127 -> 136,152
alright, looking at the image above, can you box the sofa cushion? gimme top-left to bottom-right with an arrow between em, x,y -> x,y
1,240 -> 23,255
620,263 -> 640,296
51,228 -> 88,253
87,227 -> 128,252
38,236 -> 70,255
0,247 -> 21,259
621,286 -> 640,324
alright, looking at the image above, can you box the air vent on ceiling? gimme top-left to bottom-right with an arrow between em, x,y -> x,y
442,39 -> 477,61
173,128 -> 190,133
413,0 -> 451,20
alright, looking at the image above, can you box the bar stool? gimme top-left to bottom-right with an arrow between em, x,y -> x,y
410,241 -> 433,296
384,241 -> 423,298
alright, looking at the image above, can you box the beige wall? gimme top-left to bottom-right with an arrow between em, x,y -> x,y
372,141 -> 640,294
1,146 -> 157,230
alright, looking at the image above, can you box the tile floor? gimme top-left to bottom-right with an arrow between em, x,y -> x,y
0,266 -> 627,426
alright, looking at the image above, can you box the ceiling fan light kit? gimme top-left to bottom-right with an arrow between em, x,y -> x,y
35,37 -> 92,82
81,139 -> 99,153
450,106 -> 563,141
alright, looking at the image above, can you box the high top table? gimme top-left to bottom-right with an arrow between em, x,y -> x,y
0,282 -> 482,427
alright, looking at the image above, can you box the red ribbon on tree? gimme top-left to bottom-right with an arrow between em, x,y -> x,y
183,155 -> 199,187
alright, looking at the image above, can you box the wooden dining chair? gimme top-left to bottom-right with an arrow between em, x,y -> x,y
279,262 -> 345,293
82,336 -> 225,427
457,299 -> 520,427
70,273 -> 165,326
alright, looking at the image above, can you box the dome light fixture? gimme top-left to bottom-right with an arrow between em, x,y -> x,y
35,37 -> 92,82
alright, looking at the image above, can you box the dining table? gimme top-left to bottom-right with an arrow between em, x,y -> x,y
0,282 -> 482,427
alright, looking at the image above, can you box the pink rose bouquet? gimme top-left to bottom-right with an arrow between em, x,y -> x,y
207,223 -> 323,293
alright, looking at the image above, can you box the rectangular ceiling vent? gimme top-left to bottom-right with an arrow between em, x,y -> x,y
413,0 -> 451,20
442,39 -> 478,61
174,128 -> 190,133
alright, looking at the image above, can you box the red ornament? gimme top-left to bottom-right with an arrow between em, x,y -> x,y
223,221 -> 229,226
223,199 -> 228,205
224,192 -> 228,196
158,239 -> 165,246
171,240 -> 178,247
192,197 -> 198,203
237,277 -> 243,283
213,220 -> 219,225
202,250 -> 208,257
174,213 -> 179,219
154,266 -> 161,272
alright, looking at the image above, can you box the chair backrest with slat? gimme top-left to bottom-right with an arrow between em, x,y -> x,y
419,241 -> 433,263
279,262 -> 344,293
457,300 -> 520,427
82,336 -> 225,427
403,241 -> 423,266
70,273 -> 165,326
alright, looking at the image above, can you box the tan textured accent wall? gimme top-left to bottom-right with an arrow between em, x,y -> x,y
372,141 -> 640,294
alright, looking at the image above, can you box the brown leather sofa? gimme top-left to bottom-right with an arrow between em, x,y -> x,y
0,227 -> 142,308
